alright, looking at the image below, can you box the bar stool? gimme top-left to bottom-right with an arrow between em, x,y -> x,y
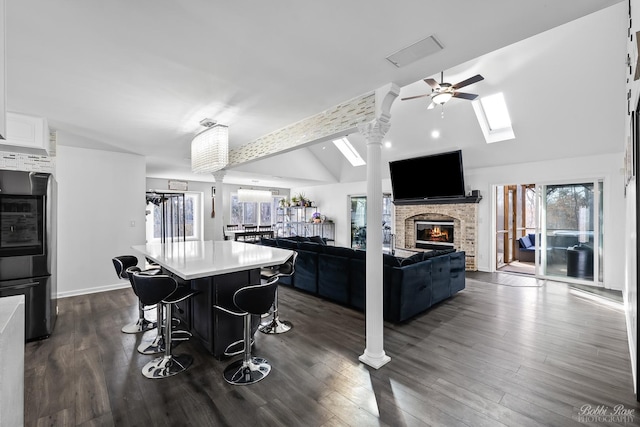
131,272 -> 198,378
214,276 -> 279,385
259,252 -> 297,334
112,255 -> 157,334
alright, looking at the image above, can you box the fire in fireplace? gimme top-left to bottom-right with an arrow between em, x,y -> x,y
415,220 -> 454,248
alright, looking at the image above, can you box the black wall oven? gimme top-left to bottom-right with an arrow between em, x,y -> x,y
0,170 -> 56,340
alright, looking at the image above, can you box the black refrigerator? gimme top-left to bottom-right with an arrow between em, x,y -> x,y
0,170 -> 57,340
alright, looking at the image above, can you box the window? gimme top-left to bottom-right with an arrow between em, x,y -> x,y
472,92 -> 515,143
145,192 -> 202,242
230,193 -> 282,226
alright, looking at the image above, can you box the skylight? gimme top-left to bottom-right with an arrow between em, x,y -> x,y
472,92 -> 515,144
333,137 -> 366,166
480,93 -> 511,130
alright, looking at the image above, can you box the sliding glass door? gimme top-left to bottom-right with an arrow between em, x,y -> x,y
537,180 -> 603,284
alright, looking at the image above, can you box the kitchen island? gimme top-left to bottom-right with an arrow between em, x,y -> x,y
132,240 -> 293,358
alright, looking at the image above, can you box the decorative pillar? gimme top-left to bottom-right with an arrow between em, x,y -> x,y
212,170 -> 226,241
357,83 -> 399,369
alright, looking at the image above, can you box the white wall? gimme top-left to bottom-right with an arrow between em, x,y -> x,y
293,152 -> 626,289
56,144 -> 146,296
466,152 -> 626,290
147,177 -> 291,242
291,179 -> 392,248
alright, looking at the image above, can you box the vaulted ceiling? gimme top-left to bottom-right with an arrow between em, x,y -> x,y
6,1 -> 625,188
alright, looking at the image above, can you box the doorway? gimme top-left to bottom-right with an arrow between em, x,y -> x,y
496,184 -> 536,275
494,180 -> 604,286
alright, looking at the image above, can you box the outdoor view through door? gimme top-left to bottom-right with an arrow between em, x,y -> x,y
496,184 -> 536,275
495,181 -> 604,284
540,181 -> 603,283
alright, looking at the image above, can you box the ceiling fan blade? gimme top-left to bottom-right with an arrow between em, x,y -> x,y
424,78 -> 440,89
401,93 -> 432,101
452,74 -> 484,90
427,102 -> 436,109
452,92 -> 479,100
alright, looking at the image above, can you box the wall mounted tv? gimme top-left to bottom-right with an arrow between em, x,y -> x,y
389,149 -> 466,202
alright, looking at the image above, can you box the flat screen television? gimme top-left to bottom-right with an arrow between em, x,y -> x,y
389,150 -> 466,201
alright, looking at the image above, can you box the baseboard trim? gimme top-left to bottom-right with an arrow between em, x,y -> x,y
57,282 -> 130,299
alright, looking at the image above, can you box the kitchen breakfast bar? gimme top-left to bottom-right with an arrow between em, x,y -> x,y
132,240 -> 293,358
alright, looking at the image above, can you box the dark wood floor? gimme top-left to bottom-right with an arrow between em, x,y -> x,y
24,272 -> 640,426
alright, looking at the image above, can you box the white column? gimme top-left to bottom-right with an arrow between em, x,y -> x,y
357,83 -> 399,369
358,119 -> 391,369
212,170 -> 226,241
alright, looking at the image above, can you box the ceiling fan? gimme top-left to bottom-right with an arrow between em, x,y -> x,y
401,71 -> 484,109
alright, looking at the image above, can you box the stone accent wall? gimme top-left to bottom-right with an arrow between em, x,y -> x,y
395,203 -> 479,271
228,92 -> 375,166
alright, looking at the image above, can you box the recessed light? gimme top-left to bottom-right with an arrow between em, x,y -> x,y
384,141 -> 392,148
431,130 -> 440,138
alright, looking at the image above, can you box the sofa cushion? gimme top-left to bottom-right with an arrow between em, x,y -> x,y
318,251 -> 351,304
298,241 -> 324,254
518,235 -> 533,249
293,245 -> 319,293
259,237 -> 278,247
423,248 -> 456,259
277,239 -> 299,250
383,253 -> 402,267
307,235 -> 326,245
450,251 -> 466,294
528,233 -> 536,246
400,252 -> 424,266
430,255 -> 451,304
324,246 -> 355,258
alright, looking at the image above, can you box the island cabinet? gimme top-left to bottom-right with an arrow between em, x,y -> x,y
187,269 -> 260,357
133,240 -> 293,359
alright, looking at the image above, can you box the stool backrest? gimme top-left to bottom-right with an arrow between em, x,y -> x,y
277,252 -> 298,277
132,272 -> 178,306
112,255 -> 139,279
233,277 -> 278,315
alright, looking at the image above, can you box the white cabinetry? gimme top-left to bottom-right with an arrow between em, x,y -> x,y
2,112 -> 50,153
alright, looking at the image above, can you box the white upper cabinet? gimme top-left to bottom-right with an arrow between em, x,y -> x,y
3,112 -> 49,153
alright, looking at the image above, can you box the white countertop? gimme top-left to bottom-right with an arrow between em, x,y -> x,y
132,240 -> 294,280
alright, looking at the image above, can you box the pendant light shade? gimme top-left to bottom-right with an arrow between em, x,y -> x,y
191,122 -> 229,173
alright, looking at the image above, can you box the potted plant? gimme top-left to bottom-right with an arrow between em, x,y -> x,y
291,195 -> 299,206
312,212 -> 322,223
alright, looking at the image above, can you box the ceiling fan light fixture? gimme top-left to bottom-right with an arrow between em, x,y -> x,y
432,92 -> 453,105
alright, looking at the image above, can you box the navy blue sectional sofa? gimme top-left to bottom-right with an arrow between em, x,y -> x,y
259,237 -> 465,322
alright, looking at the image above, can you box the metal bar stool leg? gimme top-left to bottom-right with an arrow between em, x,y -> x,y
223,314 -> 271,385
142,302 -> 193,379
138,304 -> 165,354
258,287 -> 292,334
121,300 -> 156,333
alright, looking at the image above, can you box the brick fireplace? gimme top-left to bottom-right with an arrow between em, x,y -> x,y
395,202 -> 479,270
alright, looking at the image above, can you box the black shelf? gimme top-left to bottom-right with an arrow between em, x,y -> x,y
392,195 -> 482,206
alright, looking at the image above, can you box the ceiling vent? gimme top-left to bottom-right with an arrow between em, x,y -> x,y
386,35 -> 444,68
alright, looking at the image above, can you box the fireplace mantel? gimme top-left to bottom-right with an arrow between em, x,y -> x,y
393,195 -> 482,205
395,202 -> 479,270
